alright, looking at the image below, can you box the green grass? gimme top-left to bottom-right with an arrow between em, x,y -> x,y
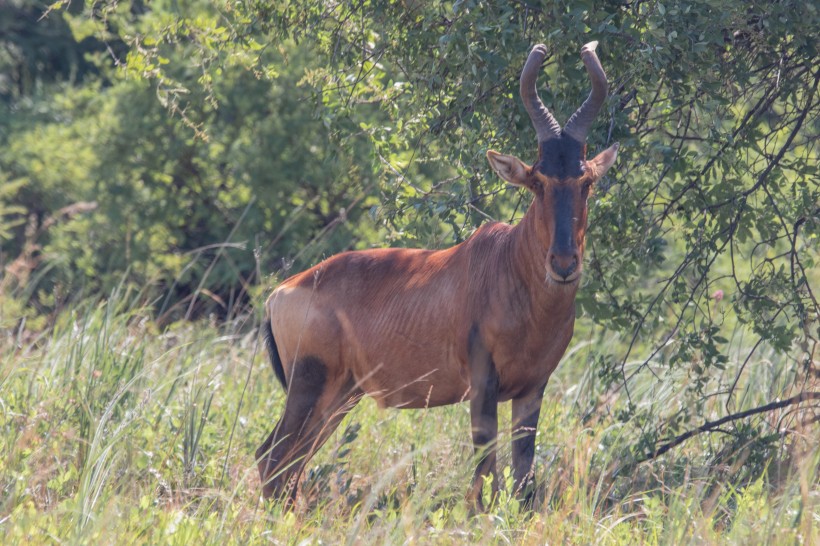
0,294 -> 817,544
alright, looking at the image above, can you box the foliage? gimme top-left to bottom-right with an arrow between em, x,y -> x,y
0,0 -> 110,101
0,177 -> 26,243
1,0 -> 394,319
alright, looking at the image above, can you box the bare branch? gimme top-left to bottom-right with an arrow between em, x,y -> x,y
637,391 -> 820,464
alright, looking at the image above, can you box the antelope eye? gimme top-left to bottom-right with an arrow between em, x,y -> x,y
582,181 -> 593,196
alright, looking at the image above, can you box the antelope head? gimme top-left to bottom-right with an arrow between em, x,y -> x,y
487,42 -> 618,284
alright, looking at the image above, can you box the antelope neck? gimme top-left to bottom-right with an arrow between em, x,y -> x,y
511,203 -> 568,290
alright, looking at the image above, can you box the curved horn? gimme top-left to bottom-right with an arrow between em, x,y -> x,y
520,44 -> 561,142
563,41 -> 609,142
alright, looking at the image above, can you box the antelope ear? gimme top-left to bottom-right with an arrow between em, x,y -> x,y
587,142 -> 619,179
486,150 -> 534,190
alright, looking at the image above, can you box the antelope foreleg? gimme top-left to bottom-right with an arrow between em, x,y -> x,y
467,326 -> 500,510
511,386 -> 545,508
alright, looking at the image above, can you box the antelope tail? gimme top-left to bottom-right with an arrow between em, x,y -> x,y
262,319 -> 287,391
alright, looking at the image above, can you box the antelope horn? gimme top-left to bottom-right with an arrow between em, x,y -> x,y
520,44 -> 561,142
563,41 -> 608,143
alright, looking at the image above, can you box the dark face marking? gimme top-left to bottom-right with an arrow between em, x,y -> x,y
551,185 -> 576,257
535,137 -> 584,179
533,147 -> 592,282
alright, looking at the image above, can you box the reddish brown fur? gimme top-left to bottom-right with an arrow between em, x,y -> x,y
272,211 -> 569,409
256,42 -> 619,508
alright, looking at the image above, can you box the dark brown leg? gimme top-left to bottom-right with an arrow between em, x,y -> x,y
511,386 -> 545,508
256,356 -> 361,505
467,326 -> 499,510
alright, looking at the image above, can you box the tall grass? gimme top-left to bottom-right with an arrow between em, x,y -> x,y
0,291 -> 816,544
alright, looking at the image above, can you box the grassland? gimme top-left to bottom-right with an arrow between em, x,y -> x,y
0,292 -> 817,545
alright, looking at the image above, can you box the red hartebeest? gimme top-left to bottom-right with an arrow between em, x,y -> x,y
257,42 -> 618,507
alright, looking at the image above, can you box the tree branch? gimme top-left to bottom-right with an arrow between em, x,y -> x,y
636,391 -> 820,464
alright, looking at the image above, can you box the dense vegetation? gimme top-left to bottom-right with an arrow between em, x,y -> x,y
1,0 -> 817,542
1,296 -> 815,543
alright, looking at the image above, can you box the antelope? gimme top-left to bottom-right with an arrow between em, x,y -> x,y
257,41 -> 619,507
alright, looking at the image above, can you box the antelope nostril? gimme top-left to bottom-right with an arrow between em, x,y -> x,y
550,254 -> 578,279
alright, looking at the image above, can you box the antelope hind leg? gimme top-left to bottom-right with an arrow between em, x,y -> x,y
257,356 -> 362,506
257,356 -> 327,503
